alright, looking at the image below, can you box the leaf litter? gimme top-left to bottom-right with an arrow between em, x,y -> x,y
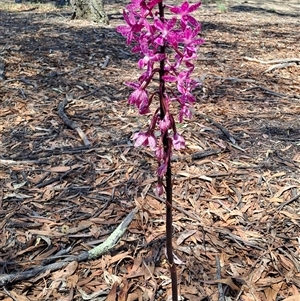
0,0 -> 300,300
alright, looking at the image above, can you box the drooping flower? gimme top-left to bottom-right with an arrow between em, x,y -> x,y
179,104 -> 192,122
159,113 -> 172,132
158,163 -> 168,176
128,84 -> 148,102
133,131 -> 157,150
172,133 -> 185,150
155,183 -> 164,196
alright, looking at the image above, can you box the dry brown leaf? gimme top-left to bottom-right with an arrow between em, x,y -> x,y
264,287 -> 278,301
269,197 -> 284,203
204,278 -> 240,290
280,211 -> 300,220
250,264 -> 266,283
49,166 -> 72,172
264,282 -> 283,301
277,254 -> 295,270
256,277 -> 283,287
176,230 -> 197,246
181,285 -> 199,295
9,291 -> 31,301
109,251 -> 131,265
282,294 -> 300,301
274,186 -> 297,198
118,279 -> 130,301
52,261 -> 78,280
106,282 -> 118,301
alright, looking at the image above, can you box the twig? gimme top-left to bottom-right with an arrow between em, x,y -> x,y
10,145 -> 96,160
101,55 -> 111,68
243,86 -> 293,98
211,76 -> 256,83
0,159 -> 43,166
196,113 -> 237,144
35,169 -> 74,188
215,228 -> 265,251
0,208 -> 137,287
216,255 -> 225,301
199,73 -> 256,83
264,62 -> 297,73
0,62 -> 5,81
78,88 -> 100,100
4,77 -> 37,88
277,193 -> 300,211
88,208 -> 137,259
3,287 -> 18,301
58,99 -> 91,146
243,57 -> 300,64
171,148 -> 223,161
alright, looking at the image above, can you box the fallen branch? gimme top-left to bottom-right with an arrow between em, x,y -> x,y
0,208 -> 137,287
58,99 -> 91,146
243,57 -> 300,64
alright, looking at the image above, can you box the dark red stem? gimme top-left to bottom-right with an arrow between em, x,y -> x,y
158,2 -> 178,301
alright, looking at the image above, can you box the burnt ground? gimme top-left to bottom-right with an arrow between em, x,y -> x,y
0,0 -> 300,300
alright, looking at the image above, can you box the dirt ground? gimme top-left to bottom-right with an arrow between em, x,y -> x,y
0,0 -> 300,300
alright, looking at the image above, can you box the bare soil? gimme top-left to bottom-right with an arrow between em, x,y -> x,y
0,1 -> 299,300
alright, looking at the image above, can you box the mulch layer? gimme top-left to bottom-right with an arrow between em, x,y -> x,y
0,1 -> 300,300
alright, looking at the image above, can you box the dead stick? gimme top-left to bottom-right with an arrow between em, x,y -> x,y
243,57 -> 300,64
171,148 -> 223,161
216,255 -> 225,301
277,193 -> 300,211
264,62 -> 297,73
196,113 -> 236,144
58,99 -> 91,146
244,86 -> 292,98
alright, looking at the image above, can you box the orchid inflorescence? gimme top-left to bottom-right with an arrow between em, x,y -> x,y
117,0 -> 203,195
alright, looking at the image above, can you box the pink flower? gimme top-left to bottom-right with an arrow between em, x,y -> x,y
155,183 -> 164,196
169,1 -> 201,28
179,105 -> 192,122
172,133 -> 185,150
127,0 -> 161,17
153,17 -> 178,46
128,86 -> 148,105
138,50 -> 165,70
155,146 -> 165,161
159,113 -> 172,132
116,11 -> 143,44
133,131 -> 157,150
158,163 -> 168,176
